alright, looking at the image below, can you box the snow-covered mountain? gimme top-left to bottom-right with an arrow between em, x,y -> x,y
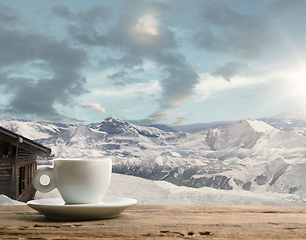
1,115 -> 306,205
0,115 -> 83,140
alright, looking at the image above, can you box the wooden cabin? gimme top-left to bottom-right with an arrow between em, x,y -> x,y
0,126 -> 52,202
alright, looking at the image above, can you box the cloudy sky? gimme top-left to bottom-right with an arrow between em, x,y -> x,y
0,0 -> 306,125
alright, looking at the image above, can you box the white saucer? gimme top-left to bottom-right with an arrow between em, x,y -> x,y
27,197 -> 137,220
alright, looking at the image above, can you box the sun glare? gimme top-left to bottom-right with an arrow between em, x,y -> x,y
292,68 -> 306,91
291,68 -> 306,105
134,15 -> 159,36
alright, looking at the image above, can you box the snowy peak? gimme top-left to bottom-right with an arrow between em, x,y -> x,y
204,119 -> 276,150
100,116 -> 125,125
98,116 -> 131,134
227,119 -> 275,134
98,116 -> 162,137
0,115 -> 30,122
243,119 -> 275,132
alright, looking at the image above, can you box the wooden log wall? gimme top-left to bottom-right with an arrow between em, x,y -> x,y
0,141 -> 37,202
0,142 -> 13,197
16,149 -> 37,202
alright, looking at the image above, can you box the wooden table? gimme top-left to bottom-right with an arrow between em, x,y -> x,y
1,205 -> 306,239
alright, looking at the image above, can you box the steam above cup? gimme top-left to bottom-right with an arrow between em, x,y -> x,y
32,158 -> 112,204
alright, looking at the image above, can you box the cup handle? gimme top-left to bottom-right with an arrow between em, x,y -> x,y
32,167 -> 56,193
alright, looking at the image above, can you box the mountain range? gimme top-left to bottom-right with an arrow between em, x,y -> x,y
1,114 -> 306,205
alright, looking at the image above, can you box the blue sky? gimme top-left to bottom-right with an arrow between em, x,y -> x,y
0,0 -> 306,125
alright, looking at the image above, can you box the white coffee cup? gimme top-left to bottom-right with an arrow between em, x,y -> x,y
32,158 -> 112,204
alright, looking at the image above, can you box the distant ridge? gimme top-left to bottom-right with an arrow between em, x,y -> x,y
172,120 -> 237,132
273,107 -> 306,119
142,124 -> 178,133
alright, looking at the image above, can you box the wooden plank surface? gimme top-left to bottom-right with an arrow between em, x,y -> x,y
1,205 -> 306,239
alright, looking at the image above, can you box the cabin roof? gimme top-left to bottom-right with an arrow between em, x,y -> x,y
0,126 -> 52,158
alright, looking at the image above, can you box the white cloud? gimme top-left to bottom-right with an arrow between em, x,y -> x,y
82,103 -> 106,113
195,73 -> 268,102
91,80 -> 161,98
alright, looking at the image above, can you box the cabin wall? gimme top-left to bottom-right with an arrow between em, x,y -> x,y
0,128 -> 50,202
0,141 -> 13,197
15,148 -> 37,202
0,141 -> 37,202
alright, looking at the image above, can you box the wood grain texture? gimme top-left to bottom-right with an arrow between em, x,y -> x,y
1,205 -> 306,239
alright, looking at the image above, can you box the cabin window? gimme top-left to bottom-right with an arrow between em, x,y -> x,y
28,165 -> 31,184
19,166 -> 25,195
28,164 -> 35,184
19,164 -> 35,195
